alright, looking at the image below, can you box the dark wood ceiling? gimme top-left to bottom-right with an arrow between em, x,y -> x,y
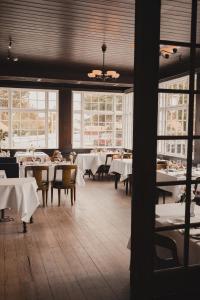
0,0 -> 198,87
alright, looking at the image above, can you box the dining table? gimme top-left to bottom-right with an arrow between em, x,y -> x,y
0,177 -> 40,232
156,202 -> 200,265
75,152 -> 115,175
14,151 -> 49,163
127,203 -> 200,265
157,168 -> 200,201
109,158 -> 132,181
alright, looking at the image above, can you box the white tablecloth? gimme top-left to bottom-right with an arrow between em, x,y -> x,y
0,170 -> 6,178
75,153 -> 108,175
109,159 -> 132,181
19,162 -> 85,186
157,169 -> 200,201
127,203 -> 200,264
156,170 -> 185,200
0,177 -> 40,222
156,203 -> 200,265
15,151 -> 49,163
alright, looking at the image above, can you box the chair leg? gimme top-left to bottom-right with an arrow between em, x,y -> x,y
46,189 -> 48,206
74,186 -> 76,202
125,179 -> 129,195
23,222 -> 27,233
30,216 -> 33,223
71,189 -> 74,206
51,186 -> 53,205
64,189 -> 66,194
163,193 -> 166,204
58,189 -> 61,206
42,190 -> 45,207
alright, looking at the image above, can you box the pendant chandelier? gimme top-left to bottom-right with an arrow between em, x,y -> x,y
160,45 -> 178,59
88,44 -> 120,80
6,38 -> 18,62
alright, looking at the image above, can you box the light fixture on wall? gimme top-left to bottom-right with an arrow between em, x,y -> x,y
6,38 -> 18,62
88,44 -> 120,80
160,45 -> 178,59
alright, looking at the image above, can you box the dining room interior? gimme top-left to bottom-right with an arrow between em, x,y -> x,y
1,0 -> 200,299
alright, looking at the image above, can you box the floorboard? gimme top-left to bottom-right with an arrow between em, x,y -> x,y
0,178 -> 131,300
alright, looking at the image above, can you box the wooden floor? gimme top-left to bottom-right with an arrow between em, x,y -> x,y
0,178 -> 131,300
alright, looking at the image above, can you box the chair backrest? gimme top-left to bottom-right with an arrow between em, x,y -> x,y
25,165 -> 49,185
112,153 -> 121,160
54,165 -> 77,187
157,161 -> 168,170
154,233 -> 179,269
105,154 -> 113,165
0,157 -> 16,163
122,153 -> 132,159
0,163 -> 19,178
194,177 -> 200,193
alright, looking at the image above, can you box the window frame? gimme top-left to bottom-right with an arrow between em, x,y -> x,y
72,90 -> 124,149
0,87 -> 59,149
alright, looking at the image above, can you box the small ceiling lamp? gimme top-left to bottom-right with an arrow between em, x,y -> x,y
160,45 -> 178,59
88,44 -> 120,80
6,38 -> 18,62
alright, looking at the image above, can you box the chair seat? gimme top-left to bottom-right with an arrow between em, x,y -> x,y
37,181 -> 49,189
52,180 -> 74,189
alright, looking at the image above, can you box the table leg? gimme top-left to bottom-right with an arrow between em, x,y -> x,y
23,222 -> 27,233
1,209 -> 4,219
114,173 -> 120,189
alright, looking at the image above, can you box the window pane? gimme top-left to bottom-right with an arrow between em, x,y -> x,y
158,88 -> 189,136
73,92 -> 123,148
0,89 -> 8,108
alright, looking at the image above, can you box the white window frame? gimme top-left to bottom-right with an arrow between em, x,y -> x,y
72,91 -> 124,149
0,87 -> 59,149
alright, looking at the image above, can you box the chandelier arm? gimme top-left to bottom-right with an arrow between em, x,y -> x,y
160,49 -> 173,55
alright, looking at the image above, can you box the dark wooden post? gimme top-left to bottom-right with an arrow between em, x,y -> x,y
59,88 -> 72,151
130,1 -> 161,299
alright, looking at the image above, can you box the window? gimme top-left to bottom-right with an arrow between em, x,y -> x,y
0,88 -> 58,149
73,91 -> 123,148
123,92 -> 133,150
158,76 -> 189,158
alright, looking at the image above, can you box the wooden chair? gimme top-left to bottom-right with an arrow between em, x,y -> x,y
157,161 -> 168,170
0,163 -> 19,178
96,154 -> 113,180
155,187 -> 167,204
51,165 -> 77,206
193,177 -> 200,205
25,165 -> 49,207
96,153 -> 121,180
154,233 -> 179,269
